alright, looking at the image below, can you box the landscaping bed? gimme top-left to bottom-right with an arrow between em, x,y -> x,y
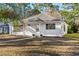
0,34 -> 29,40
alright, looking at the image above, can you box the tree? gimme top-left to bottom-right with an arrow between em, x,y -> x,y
0,8 -> 19,23
5,3 -> 31,19
60,3 -> 79,33
26,8 -> 41,17
32,3 -> 55,12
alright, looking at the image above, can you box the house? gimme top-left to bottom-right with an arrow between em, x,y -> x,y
21,9 -> 68,37
0,23 -> 13,34
12,8 -> 68,37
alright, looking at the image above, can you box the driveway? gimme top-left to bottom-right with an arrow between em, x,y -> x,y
0,37 -> 79,56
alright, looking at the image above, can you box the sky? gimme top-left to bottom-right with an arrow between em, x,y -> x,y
53,3 -> 63,10
30,3 -> 63,10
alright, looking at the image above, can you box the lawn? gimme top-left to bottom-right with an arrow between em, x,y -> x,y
0,46 -> 77,56
64,33 -> 79,38
0,37 -> 78,55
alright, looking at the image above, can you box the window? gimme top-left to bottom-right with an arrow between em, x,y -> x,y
46,24 -> 55,30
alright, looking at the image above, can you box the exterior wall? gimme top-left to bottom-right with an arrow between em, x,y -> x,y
12,21 -> 68,37
39,22 -> 63,37
25,21 -> 68,37
61,22 -> 68,35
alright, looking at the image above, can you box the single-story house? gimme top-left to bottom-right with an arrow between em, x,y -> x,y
0,23 -> 13,34
22,13 -> 68,37
12,9 -> 68,37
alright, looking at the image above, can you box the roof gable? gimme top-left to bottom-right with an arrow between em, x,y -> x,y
23,9 -> 62,23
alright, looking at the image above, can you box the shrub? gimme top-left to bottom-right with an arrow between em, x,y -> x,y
68,24 -> 78,33
68,25 -> 73,33
71,24 -> 78,33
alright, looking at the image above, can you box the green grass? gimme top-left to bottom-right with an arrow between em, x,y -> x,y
64,33 -> 79,38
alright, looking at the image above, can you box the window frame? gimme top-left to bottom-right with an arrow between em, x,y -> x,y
46,23 -> 55,30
